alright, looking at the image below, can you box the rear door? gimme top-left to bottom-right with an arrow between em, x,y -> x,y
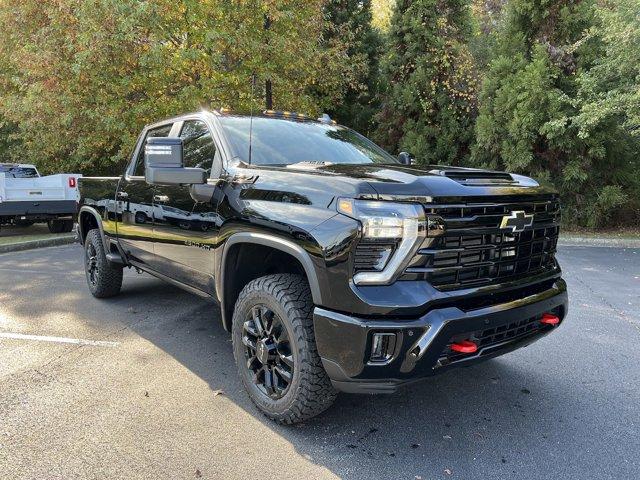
151,118 -> 223,292
116,122 -> 173,269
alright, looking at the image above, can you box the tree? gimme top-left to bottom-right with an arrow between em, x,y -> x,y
472,0 -> 639,227
0,0 -> 351,175
375,0 -> 477,163
371,0 -> 394,31
322,0 -> 382,135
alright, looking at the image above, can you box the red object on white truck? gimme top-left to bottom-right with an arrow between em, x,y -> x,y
0,163 -> 81,233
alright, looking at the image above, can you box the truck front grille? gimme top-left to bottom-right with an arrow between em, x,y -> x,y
404,196 -> 560,290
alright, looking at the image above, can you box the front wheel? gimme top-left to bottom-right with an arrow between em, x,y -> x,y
232,274 -> 337,424
84,229 -> 123,298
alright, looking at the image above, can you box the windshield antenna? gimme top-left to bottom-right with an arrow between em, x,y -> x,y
248,73 -> 256,165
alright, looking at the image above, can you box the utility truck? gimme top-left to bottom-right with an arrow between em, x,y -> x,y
0,163 -> 80,233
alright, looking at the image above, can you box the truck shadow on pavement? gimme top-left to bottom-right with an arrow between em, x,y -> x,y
109,275 -> 586,479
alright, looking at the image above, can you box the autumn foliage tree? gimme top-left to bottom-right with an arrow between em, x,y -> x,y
0,0 -> 351,175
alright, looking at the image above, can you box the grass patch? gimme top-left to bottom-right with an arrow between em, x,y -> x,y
0,233 -> 72,246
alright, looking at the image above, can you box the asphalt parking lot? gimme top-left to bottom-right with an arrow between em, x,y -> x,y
0,244 -> 638,479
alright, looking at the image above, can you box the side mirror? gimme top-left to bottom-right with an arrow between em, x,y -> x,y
398,152 -> 412,165
144,137 -> 206,185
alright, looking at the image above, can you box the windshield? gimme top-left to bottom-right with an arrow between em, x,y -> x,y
0,165 -> 39,178
219,116 -> 398,166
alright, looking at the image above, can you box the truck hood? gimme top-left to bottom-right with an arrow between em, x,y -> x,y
278,162 -> 554,200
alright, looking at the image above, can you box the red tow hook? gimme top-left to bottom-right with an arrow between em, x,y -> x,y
450,340 -> 478,354
540,313 -> 560,326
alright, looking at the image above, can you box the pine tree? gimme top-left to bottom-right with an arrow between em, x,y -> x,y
472,0 -> 639,227
375,0 -> 477,164
322,0 -> 381,135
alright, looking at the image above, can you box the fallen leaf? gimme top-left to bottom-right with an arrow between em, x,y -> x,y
212,390 -> 224,397
195,469 -> 202,478
444,468 -> 452,475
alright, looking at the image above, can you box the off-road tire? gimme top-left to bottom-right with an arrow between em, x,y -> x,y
232,274 -> 337,424
84,229 -> 123,298
48,219 -> 73,233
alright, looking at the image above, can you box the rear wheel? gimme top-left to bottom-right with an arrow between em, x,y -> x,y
84,229 -> 123,298
232,274 -> 337,424
134,212 -> 148,224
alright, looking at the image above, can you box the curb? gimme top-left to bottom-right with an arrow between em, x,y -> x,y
0,235 -> 77,254
558,235 -> 640,249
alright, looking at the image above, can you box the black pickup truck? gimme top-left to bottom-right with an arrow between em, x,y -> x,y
77,109 -> 568,424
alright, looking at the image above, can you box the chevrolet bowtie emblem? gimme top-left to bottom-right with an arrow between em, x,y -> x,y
500,210 -> 534,233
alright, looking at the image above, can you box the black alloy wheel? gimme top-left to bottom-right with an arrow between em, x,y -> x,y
86,241 -> 99,288
231,274 -> 337,424
242,305 -> 294,399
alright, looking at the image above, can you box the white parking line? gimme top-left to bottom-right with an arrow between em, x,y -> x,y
0,332 -> 119,347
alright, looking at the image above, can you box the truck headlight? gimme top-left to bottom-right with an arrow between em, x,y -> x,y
337,198 -> 430,285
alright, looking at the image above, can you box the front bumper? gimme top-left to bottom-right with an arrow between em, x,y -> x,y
314,278 -> 568,394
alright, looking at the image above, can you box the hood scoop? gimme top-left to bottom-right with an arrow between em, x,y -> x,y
286,161 -> 334,170
428,168 -> 515,186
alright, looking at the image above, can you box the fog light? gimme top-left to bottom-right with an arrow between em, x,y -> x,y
370,333 -> 396,363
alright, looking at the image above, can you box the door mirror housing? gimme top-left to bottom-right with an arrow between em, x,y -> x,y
144,137 -> 206,185
398,152 -> 413,165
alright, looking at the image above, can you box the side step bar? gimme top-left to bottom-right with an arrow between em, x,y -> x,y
106,252 -> 126,265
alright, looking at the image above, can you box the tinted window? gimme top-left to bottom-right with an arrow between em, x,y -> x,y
133,123 -> 173,176
180,120 -> 217,171
219,116 -> 397,166
0,165 -> 39,178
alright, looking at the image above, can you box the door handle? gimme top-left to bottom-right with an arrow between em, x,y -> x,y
153,195 -> 170,203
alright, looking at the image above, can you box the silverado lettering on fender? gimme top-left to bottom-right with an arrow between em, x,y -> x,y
77,109 -> 568,424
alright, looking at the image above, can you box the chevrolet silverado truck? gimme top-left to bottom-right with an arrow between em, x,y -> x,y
77,109 -> 568,424
1,163 -> 80,233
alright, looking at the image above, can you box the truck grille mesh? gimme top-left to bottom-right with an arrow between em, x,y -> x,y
354,241 -> 396,273
437,312 -> 555,367
404,196 -> 560,290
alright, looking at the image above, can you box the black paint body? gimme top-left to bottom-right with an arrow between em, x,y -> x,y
77,111 -> 568,393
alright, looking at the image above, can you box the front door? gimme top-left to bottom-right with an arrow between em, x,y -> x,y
151,119 -> 223,293
116,122 -> 174,269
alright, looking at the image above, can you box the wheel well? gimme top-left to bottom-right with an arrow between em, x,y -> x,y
222,243 -> 308,331
79,211 -> 99,243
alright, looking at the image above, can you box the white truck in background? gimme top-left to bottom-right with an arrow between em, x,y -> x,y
0,163 -> 81,233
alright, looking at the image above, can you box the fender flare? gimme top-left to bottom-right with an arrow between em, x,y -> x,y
218,232 -> 323,329
77,206 -> 109,251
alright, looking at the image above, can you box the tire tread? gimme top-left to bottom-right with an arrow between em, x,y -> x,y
232,273 -> 337,424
